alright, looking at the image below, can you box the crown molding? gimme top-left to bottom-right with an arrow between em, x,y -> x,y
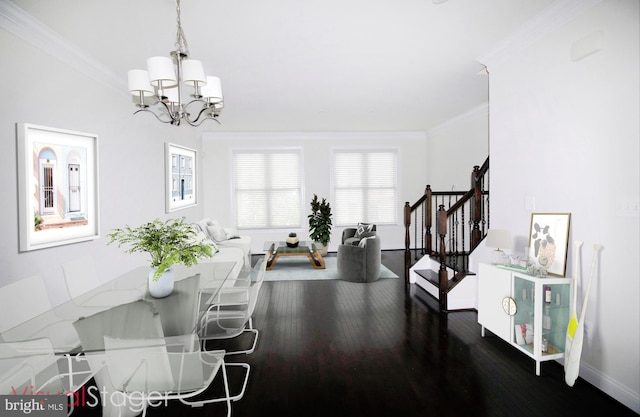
202,131 -> 428,142
477,0 -> 603,69
0,1 -> 127,96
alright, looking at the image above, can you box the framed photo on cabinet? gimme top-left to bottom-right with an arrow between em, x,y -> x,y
17,123 -> 100,252
527,212 -> 571,277
165,143 -> 197,212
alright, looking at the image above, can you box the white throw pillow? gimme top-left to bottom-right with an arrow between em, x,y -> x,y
223,227 -> 241,239
194,219 -> 211,235
358,236 -> 375,248
207,224 -> 227,242
201,231 -> 219,252
193,230 -> 218,253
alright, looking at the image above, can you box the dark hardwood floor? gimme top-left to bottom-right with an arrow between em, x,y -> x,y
82,250 -> 637,416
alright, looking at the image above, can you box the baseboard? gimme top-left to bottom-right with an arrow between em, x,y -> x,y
579,361 -> 640,413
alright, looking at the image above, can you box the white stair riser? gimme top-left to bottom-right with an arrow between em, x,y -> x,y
411,263 -> 478,310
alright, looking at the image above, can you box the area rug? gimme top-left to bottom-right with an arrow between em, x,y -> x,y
260,256 -> 399,281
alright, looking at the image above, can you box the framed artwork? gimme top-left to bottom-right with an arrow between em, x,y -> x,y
527,213 -> 571,277
17,123 -> 100,252
165,143 -> 197,212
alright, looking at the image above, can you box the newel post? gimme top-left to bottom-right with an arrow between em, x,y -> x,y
425,185 -> 433,255
436,204 -> 448,311
404,201 -> 411,287
471,165 -> 482,249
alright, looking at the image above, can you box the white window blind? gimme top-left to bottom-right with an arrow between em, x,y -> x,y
233,149 -> 302,229
332,149 -> 398,226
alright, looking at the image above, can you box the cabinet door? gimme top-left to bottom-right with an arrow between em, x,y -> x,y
478,264 -> 512,341
514,275 -> 570,357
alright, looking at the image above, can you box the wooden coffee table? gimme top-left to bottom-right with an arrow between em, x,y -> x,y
263,241 -> 326,270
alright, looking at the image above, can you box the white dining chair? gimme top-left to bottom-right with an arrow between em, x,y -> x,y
73,299 -> 168,417
199,257 -> 267,356
73,279 -> 249,417
0,275 -> 51,333
0,337 -> 93,413
103,334 -> 235,417
0,275 -> 80,353
61,256 -> 144,307
0,337 -> 61,395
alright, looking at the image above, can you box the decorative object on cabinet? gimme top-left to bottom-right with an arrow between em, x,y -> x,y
514,323 -> 534,345
166,143 -> 197,212
16,123 -> 100,252
565,243 -> 603,387
478,263 -> 572,376
486,229 -> 512,265
527,213 -> 571,277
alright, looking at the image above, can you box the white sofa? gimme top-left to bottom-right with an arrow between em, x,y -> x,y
179,225 -> 247,282
175,246 -> 246,284
193,218 -> 252,268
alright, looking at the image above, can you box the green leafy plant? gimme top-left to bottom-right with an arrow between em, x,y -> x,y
34,211 -> 43,231
308,194 -> 332,246
107,217 -> 213,281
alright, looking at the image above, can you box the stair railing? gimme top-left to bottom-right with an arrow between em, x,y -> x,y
404,157 -> 490,309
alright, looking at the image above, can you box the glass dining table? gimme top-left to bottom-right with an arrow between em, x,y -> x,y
0,260 -> 238,416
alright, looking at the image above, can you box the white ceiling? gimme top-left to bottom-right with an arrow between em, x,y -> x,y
11,0 -> 556,132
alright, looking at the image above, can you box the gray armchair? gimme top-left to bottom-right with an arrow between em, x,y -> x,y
337,236 -> 381,283
341,223 -> 377,246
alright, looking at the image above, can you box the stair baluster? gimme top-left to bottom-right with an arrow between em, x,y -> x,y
404,157 -> 490,311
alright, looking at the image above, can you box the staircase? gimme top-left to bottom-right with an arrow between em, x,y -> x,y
404,157 -> 489,312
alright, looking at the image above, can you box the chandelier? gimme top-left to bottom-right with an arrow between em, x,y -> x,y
127,0 -> 223,126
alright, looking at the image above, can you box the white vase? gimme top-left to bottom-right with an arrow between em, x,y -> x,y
314,242 -> 329,256
148,268 -> 174,298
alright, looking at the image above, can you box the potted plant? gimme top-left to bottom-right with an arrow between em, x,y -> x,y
107,217 -> 213,298
308,194 -> 332,255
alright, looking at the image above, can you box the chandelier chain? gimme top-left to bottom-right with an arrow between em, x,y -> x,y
175,0 -> 190,56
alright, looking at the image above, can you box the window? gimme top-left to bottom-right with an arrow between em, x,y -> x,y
332,149 -> 398,226
232,149 -> 303,229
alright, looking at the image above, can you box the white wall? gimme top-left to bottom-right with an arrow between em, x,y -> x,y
201,132 -> 428,254
426,103 -> 489,191
424,102 -> 489,285
0,28 -> 204,307
481,0 -> 639,411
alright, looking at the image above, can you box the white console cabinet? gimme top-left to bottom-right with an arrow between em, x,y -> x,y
478,263 -> 573,375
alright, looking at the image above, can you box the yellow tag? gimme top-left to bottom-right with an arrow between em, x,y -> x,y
567,318 -> 578,338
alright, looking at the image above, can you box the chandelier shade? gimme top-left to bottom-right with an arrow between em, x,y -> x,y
127,0 -> 223,126
127,70 -> 154,96
165,87 -> 180,105
201,76 -> 223,103
146,56 -> 177,88
182,59 -> 207,87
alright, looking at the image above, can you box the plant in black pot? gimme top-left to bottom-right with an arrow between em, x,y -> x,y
308,194 -> 332,255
